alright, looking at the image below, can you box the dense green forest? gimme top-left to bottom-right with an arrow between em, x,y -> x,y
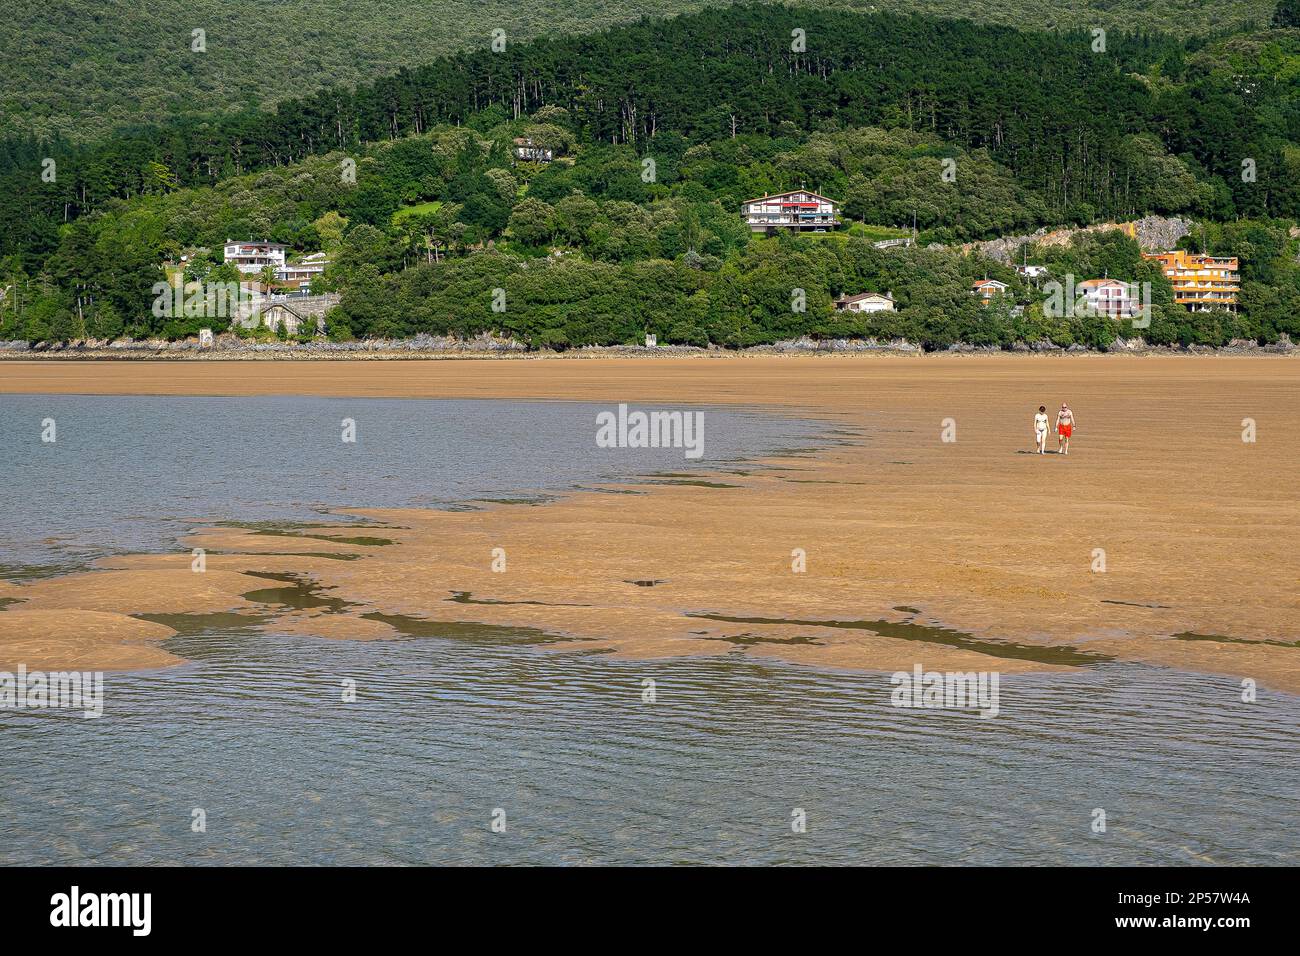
2,0 -> 1275,143
3,5 -> 1299,350
7,7 -> 1300,263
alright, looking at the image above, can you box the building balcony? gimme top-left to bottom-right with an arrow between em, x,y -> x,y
746,216 -> 840,230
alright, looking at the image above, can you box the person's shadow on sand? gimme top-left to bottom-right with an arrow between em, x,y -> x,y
1016,449 -> 1063,454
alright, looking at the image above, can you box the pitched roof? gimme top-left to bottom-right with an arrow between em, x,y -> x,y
835,291 -> 894,304
742,189 -> 840,206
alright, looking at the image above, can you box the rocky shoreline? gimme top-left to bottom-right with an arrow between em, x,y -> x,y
1,331 -> 1295,359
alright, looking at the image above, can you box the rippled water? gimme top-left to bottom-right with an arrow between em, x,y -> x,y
0,394 -> 826,573
0,395 -> 1296,865
4,629 -> 1297,866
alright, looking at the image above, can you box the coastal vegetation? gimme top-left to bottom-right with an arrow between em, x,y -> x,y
3,5 -> 1300,349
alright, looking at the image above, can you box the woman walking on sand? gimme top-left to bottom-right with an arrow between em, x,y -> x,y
1057,403 -> 1075,455
1033,405 -> 1049,455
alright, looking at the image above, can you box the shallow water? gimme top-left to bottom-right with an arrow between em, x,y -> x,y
0,394 -> 820,573
3,630 -> 1296,866
0,395 -> 1296,865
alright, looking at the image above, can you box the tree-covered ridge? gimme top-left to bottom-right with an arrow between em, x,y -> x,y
5,111 -> 1298,350
3,6 -> 1300,351
6,6 -> 1300,268
46,125 -> 1045,256
1,0 -> 1275,143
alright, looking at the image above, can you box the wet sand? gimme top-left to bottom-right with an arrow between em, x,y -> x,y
1,355 -> 1297,692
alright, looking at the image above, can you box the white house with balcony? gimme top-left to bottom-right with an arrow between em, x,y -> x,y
223,240 -> 287,275
1078,278 -> 1140,318
276,252 -> 330,289
742,189 -> 840,234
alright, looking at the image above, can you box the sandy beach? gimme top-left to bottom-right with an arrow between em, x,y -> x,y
1,354 -> 1297,692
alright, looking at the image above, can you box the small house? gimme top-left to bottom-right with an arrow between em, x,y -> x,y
834,291 -> 896,313
971,279 -> 1009,303
513,137 -> 554,163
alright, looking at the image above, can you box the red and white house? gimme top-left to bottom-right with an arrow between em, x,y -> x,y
971,278 -> 1009,302
742,190 -> 840,234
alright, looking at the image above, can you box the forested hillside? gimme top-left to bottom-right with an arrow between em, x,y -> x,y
2,0 -> 1274,142
7,6 -> 1300,267
3,5 -> 1299,351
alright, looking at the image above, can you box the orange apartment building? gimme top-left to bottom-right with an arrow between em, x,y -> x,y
1142,250 -> 1240,312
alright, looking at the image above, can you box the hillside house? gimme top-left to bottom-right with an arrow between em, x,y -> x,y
971,278 -> 1009,302
834,291 -> 896,313
1077,278 -> 1140,318
742,190 -> 840,234
276,252 -> 330,290
513,137 -> 554,162
223,240 -> 287,275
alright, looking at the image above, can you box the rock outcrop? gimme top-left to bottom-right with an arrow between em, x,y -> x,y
950,215 -> 1195,262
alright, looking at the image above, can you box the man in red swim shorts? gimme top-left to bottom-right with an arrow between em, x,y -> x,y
1056,403 -> 1075,455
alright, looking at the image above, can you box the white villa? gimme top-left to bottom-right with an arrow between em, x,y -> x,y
223,241 -> 287,274
276,252 -> 330,289
742,189 -> 840,234
834,291 -> 896,313
1078,278 -> 1140,318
